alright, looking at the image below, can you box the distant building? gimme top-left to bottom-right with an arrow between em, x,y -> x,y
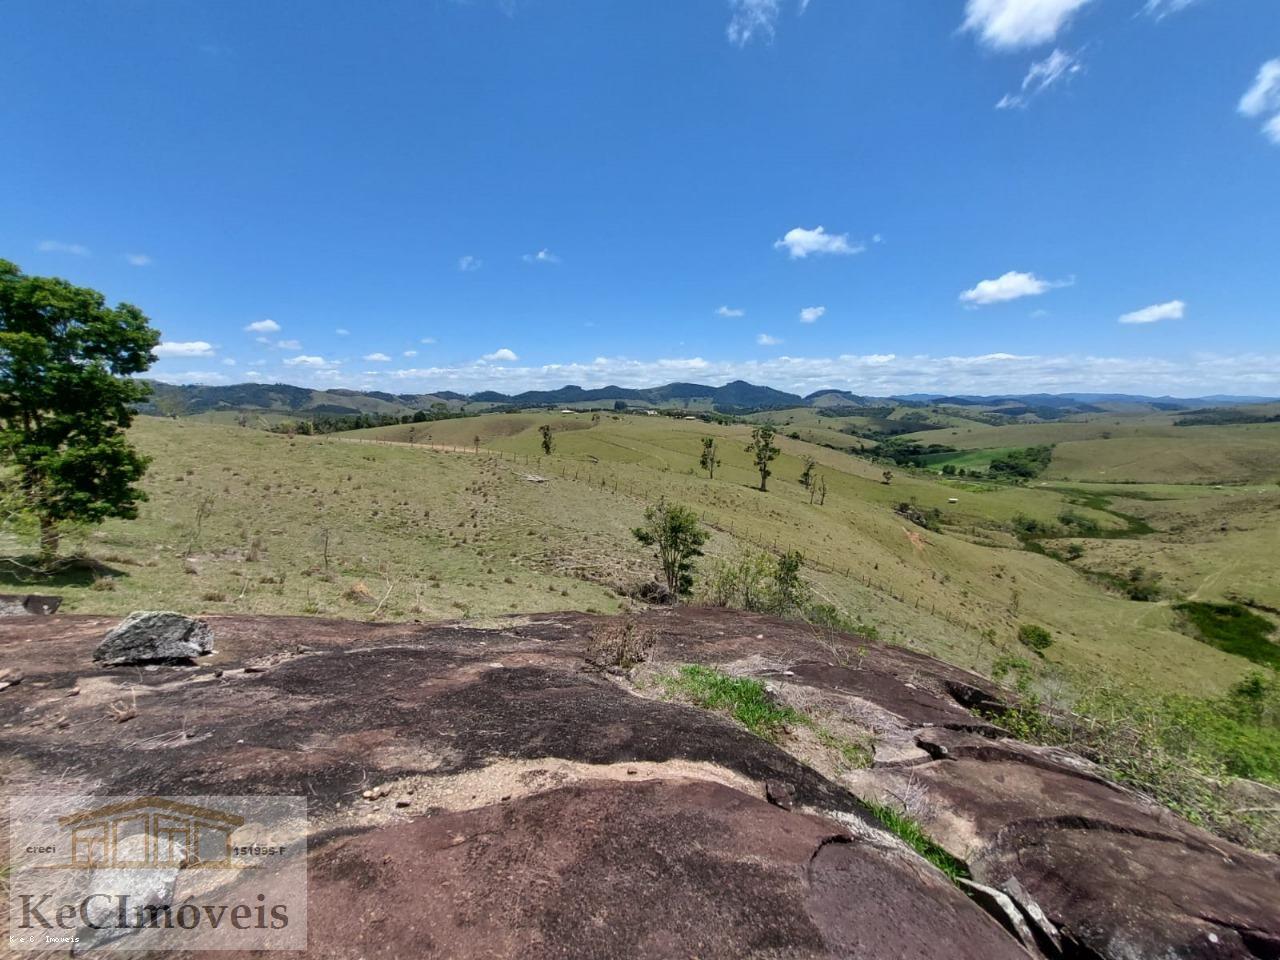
645,410 -> 658,416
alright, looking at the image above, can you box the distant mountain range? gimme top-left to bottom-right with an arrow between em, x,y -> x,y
139,379 -> 1279,419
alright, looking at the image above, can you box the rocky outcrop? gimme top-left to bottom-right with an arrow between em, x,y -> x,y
0,593 -> 61,616
2,607 -> 1277,959
92,610 -> 213,665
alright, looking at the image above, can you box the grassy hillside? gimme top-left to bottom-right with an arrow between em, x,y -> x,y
1045,426 -> 1280,484
3,413 -> 1273,701
0,418 -> 627,623
904,415 -> 1280,485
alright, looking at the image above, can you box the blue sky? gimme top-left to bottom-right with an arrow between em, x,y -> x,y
3,0 -> 1278,396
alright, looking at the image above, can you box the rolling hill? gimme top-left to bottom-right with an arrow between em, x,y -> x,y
140,379 -> 1280,420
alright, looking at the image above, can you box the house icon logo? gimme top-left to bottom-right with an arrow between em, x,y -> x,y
58,796 -> 246,870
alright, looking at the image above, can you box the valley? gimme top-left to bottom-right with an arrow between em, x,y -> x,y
9,395 -> 1277,704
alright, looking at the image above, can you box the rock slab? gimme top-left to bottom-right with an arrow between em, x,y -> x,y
92,610 -> 213,665
3,607 -> 1277,960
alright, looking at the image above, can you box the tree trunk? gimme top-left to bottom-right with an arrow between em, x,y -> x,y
39,517 -> 59,563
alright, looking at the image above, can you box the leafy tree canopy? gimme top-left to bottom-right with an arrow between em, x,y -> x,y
0,259 -> 159,557
632,498 -> 708,597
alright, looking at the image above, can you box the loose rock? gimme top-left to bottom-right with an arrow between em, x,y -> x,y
93,611 -> 213,666
766,779 -> 796,811
0,594 -> 61,616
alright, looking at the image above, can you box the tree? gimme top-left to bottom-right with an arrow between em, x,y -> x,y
746,425 -> 778,491
809,472 -> 827,505
770,550 -> 810,615
699,437 -> 720,479
613,400 -> 626,412
0,259 -> 159,560
882,469 -> 894,485
473,435 -> 481,454
539,424 -> 554,455
798,456 -> 816,489
631,498 -> 708,597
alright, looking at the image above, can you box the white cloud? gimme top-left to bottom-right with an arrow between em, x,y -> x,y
774,225 -> 864,259
1118,299 -> 1185,325
522,248 -> 560,264
420,337 -> 437,345
727,0 -> 779,46
124,253 -> 152,267
962,0 -> 1091,50
798,305 -> 826,323
245,319 -> 281,334
403,349 -> 418,358
363,352 -> 392,362
996,48 -> 1081,109
284,355 -> 335,367
222,358 -> 237,366
757,333 -> 783,346
1240,60 -> 1280,116
959,270 -> 1069,306
482,347 -> 519,362
276,339 -> 301,350
716,305 -> 746,318
335,328 -> 350,336
1142,0 -> 1198,19
458,255 -> 482,272
153,341 -> 215,358
37,240 -> 90,256
1239,59 -> 1280,144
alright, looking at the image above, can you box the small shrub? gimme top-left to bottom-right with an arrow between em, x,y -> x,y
586,617 -> 656,669
1057,510 -> 1102,536
699,549 -> 810,616
894,502 -> 941,532
1017,623 -> 1053,652
1012,514 -> 1057,538
803,603 -> 881,647
1175,601 -> 1280,669
631,498 -> 708,597
984,664 -> 1280,852
343,580 -> 375,604
771,550 -> 810,615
